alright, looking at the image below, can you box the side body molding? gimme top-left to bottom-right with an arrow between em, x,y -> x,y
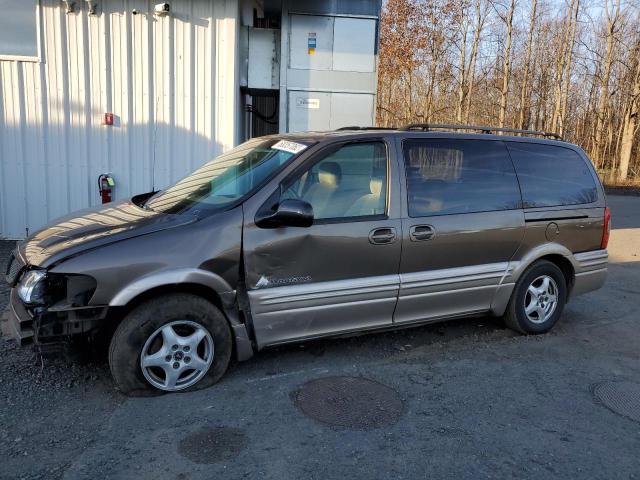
108,268 -> 254,361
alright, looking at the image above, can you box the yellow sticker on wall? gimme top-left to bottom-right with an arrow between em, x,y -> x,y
308,33 -> 316,55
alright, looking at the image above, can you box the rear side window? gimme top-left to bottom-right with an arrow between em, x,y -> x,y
403,139 -> 521,217
506,143 -> 598,208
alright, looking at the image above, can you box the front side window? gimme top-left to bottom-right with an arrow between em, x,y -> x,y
506,143 -> 598,208
282,142 -> 388,220
403,139 -> 521,217
145,138 -> 306,213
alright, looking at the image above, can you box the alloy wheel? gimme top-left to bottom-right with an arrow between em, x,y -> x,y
523,275 -> 559,324
140,320 -> 214,391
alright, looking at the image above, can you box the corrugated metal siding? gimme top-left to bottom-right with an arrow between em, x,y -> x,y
0,0 -> 239,239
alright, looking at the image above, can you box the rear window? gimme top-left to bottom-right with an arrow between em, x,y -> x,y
506,143 -> 598,208
403,139 -> 521,217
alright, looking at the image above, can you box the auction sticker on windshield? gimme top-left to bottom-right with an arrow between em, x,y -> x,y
271,140 -> 308,154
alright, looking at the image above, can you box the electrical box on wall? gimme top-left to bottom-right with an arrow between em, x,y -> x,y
240,27 -> 280,90
288,91 -> 374,132
281,3 -> 380,133
289,15 -> 334,71
238,1 -> 380,138
288,15 -> 376,73
332,17 -> 376,73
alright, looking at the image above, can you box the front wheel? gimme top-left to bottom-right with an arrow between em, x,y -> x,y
108,294 -> 232,395
503,260 -> 568,334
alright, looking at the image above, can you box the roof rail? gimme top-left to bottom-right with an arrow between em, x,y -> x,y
334,126 -> 398,131
401,123 -> 563,140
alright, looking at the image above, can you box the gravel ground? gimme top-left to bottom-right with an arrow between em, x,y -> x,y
1,196 -> 639,480
0,241 -> 12,314
0,241 -> 123,480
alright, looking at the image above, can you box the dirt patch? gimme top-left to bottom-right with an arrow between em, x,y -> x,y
178,426 -> 248,464
293,376 -> 403,429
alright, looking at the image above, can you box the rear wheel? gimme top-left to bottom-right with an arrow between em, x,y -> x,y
108,293 -> 232,395
503,260 -> 568,334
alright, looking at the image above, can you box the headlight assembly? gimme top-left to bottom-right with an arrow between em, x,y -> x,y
16,270 -> 97,307
17,270 -> 47,305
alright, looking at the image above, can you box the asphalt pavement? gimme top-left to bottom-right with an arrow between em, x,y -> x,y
1,195 -> 639,480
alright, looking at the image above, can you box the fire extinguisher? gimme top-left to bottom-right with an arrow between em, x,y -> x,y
98,173 -> 115,204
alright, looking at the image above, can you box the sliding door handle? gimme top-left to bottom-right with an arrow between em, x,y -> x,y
410,225 -> 435,241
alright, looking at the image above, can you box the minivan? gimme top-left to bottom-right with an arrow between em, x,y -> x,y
3,125 -> 610,395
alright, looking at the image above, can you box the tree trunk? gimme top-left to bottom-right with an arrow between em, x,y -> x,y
518,0 -> 537,130
498,0 -> 516,128
464,0 -> 485,123
618,49 -> 640,180
551,0 -> 576,133
558,0 -> 579,136
456,2 -> 469,123
594,0 -> 620,169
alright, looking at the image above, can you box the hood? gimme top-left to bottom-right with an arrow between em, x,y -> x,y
18,200 -> 197,268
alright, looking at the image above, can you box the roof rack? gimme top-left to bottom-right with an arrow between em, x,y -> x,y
334,126 -> 398,131
401,123 -> 563,141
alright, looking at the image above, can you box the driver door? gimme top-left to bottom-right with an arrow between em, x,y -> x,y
241,139 -> 402,348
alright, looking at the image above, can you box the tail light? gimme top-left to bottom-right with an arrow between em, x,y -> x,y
600,207 -> 611,249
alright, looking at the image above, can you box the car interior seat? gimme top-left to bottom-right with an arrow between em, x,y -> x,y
304,161 -> 342,218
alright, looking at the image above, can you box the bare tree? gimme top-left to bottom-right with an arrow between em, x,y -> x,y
517,0 -> 537,130
558,0 -> 580,136
456,0 -> 470,122
593,0 -> 621,168
498,0 -> 516,128
550,0 -> 579,134
618,40 -> 640,180
464,0 -> 487,122
376,0 -> 640,182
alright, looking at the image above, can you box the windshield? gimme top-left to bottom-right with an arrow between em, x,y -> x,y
144,138 -> 309,214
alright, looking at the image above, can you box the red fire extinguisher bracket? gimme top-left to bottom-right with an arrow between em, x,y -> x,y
98,173 -> 115,204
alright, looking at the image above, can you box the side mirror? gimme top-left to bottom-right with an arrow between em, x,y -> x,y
255,199 -> 314,228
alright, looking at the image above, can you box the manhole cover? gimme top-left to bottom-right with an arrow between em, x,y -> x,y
593,381 -> 640,423
178,427 -> 247,464
293,376 -> 403,429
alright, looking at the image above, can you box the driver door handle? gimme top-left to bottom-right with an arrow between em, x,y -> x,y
369,227 -> 397,245
410,225 -> 435,241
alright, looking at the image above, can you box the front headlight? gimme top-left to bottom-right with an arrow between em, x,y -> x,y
17,270 -> 47,305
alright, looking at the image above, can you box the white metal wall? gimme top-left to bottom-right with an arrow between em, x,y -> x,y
0,0 -> 240,239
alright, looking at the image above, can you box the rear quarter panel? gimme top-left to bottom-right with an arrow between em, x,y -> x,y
507,141 -> 606,259
518,207 -> 605,255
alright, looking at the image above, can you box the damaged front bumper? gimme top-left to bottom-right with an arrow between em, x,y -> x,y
2,288 -> 108,346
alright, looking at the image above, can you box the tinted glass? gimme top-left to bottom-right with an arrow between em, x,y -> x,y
145,138 -> 302,214
403,139 -> 521,217
282,142 -> 387,220
506,143 -> 598,208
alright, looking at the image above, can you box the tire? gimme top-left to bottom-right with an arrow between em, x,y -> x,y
503,260 -> 568,334
108,293 -> 232,396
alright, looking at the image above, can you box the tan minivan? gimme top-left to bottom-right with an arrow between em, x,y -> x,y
4,124 -> 610,394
